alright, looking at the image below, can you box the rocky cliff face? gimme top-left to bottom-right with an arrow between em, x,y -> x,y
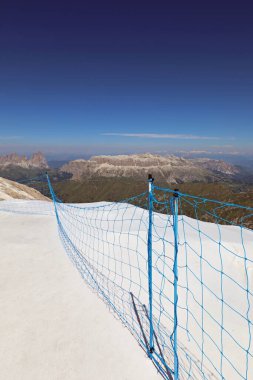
0,152 -> 48,169
60,154 -> 240,183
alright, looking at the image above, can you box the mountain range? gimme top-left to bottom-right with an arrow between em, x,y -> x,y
0,152 -> 48,169
0,151 -> 252,184
60,153 -> 250,183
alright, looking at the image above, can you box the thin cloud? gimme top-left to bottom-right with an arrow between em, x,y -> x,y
102,133 -> 220,140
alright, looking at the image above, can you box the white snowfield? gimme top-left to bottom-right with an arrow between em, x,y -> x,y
0,207 -> 161,380
0,199 -> 252,380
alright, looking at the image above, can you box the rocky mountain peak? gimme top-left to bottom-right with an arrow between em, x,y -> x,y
29,152 -> 48,168
0,152 -> 49,169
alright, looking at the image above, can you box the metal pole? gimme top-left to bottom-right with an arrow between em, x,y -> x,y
148,174 -> 154,354
172,189 -> 179,379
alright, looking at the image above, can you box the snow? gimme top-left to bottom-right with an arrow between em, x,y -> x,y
0,199 -> 252,380
54,200 -> 253,379
0,211 -> 161,380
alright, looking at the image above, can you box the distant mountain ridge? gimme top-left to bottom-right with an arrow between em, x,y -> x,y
0,152 -> 48,169
60,153 -> 243,183
0,152 -> 251,185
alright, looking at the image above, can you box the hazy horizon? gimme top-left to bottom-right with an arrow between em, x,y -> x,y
1,145 -> 253,169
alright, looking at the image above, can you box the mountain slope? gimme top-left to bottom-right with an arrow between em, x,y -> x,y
0,177 -> 49,201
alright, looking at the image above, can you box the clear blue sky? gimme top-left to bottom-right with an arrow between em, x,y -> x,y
0,1 -> 252,157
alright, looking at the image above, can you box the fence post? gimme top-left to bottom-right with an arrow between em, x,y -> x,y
148,174 -> 154,354
172,189 -> 179,380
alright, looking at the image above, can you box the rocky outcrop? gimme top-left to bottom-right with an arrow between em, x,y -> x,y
0,152 -> 48,169
29,152 -> 48,168
0,177 -> 49,201
60,153 -> 240,183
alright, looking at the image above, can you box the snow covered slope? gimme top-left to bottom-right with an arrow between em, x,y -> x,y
53,200 -> 253,380
0,211 -> 161,380
0,199 -> 252,380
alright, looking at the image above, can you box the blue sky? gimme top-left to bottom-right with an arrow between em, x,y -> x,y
0,1 -> 252,157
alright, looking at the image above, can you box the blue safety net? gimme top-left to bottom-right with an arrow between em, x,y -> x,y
0,174 -> 252,380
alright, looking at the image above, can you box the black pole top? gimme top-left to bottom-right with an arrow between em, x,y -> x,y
173,188 -> 179,197
148,174 -> 154,182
